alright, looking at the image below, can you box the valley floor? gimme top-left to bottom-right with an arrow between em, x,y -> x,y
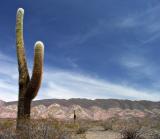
74,126 -> 120,139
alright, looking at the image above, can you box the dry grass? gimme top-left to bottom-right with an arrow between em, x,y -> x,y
0,119 -> 72,139
100,117 -> 119,131
0,117 -> 160,139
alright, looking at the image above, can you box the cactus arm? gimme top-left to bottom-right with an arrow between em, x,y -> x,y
16,8 -> 30,89
25,41 -> 44,100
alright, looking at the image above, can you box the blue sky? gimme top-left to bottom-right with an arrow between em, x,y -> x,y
0,0 -> 160,101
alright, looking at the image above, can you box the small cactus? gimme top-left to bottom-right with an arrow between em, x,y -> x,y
16,8 -> 44,130
74,110 -> 77,123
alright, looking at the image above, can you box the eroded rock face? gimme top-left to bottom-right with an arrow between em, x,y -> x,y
0,103 -> 147,120
31,105 -> 47,118
0,104 -> 17,118
0,100 -> 5,107
1,99 -> 159,120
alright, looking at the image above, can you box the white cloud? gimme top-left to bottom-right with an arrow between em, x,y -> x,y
37,69 -> 160,101
0,79 -> 18,101
0,52 -> 160,102
119,53 -> 159,80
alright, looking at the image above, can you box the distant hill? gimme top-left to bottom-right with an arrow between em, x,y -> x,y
1,99 -> 160,120
6,98 -> 160,110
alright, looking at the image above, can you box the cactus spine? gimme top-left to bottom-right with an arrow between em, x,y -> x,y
16,8 -> 44,130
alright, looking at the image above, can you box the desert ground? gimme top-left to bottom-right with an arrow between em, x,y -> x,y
0,117 -> 160,139
1,99 -> 160,139
74,126 -> 120,139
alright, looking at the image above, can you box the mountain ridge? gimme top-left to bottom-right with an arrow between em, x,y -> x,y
1,98 -> 160,120
4,98 -> 160,110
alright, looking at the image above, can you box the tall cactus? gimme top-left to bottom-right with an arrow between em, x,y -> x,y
16,8 -> 44,130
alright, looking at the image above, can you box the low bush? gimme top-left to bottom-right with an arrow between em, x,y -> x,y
76,126 -> 88,134
0,119 -> 72,139
101,118 -> 118,131
120,128 -> 145,139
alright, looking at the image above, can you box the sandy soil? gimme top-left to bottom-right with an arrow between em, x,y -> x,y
73,126 -> 120,139
86,130 -> 120,139
86,126 -> 120,139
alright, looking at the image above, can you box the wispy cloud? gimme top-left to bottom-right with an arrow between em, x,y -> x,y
118,4 -> 160,44
0,52 -> 159,102
120,55 -> 155,75
0,79 -> 18,101
0,52 -> 18,101
119,52 -> 160,88
40,68 -> 160,101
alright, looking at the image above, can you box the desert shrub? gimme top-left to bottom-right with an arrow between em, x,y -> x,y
0,119 -> 15,130
101,120 -> 113,131
151,134 -> 160,139
137,116 -> 160,130
0,119 -> 17,139
76,126 -> 88,134
120,127 -> 145,139
21,119 -> 71,139
75,120 -> 90,134
149,118 -> 160,130
64,121 -> 79,131
0,128 -> 17,139
0,119 -> 72,139
119,118 -> 146,139
150,130 -> 160,139
101,118 -> 118,131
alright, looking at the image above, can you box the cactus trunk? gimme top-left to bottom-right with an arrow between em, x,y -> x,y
16,8 -> 44,130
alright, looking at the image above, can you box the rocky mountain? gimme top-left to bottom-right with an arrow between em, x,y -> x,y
0,99 -> 160,120
0,100 -> 5,107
